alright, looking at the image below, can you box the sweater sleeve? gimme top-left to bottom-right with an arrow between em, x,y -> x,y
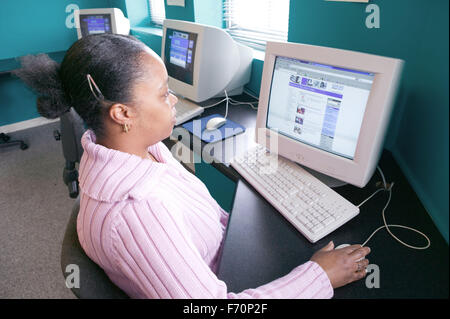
111,199 -> 333,299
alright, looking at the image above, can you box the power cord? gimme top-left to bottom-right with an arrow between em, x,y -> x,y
358,165 -> 431,250
202,90 -> 259,119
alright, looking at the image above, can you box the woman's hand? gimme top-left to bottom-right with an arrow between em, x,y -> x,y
310,241 -> 371,289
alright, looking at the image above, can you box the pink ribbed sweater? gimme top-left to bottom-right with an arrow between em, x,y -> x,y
77,130 -> 334,299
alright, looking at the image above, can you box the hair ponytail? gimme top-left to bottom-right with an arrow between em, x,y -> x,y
14,34 -> 149,137
13,54 -> 70,119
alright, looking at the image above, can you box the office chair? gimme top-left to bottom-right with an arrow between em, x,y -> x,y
54,107 -> 86,198
61,197 -> 129,299
0,132 -> 28,150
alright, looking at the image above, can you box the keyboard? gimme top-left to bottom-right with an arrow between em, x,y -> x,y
231,145 -> 359,243
174,97 -> 204,126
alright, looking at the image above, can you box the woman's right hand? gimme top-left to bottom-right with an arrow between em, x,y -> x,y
310,241 -> 371,289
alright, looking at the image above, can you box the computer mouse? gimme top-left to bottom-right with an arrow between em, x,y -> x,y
335,244 -> 350,250
205,117 -> 227,131
335,244 -> 365,262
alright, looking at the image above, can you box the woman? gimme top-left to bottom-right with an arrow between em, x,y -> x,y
15,34 -> 370,299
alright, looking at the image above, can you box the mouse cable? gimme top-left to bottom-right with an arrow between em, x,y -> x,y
358,165 -> 431,250
202,90 -> 230,119
203,90 -> 260,118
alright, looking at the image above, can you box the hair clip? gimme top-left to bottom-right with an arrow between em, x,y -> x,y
86,74 -> 104,102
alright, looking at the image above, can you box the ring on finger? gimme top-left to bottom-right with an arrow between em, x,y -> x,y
356,261 -> 365,272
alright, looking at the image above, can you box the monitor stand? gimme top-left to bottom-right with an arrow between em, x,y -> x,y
300,165 -> 347,188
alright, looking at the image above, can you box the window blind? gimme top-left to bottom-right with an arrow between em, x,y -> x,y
148,0 -> 166,27
223,0 -> 290,50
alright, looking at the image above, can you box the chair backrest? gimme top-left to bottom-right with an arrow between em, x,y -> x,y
60,197 -> 129,299
60,107 -> 86,163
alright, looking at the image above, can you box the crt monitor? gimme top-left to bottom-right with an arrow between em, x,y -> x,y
74,8 -> 130,39
161,19 -> 253,103
256,41 -> 404,187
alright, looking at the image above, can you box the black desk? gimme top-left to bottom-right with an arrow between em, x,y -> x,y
169,95 -> 449,298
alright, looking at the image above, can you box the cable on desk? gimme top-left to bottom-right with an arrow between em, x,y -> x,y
202,96 -> 228,109
224,90 -> 229,119
229,98 -> 258,110
358,165 -> 431,250
202,90 -> 258,115
243,89 -> 260,101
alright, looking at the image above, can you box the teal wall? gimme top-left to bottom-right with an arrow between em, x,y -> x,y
0,0 -> 110,60
0,76 -> 39,125
122,0 -> 149,27
0,0 -> 111,126
165,0 -> 195,22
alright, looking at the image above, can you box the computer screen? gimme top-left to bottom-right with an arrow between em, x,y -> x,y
164,28 -> 198,86
267,56 -> 375,160
256,41 -> 403,187
79,14 -> 113,37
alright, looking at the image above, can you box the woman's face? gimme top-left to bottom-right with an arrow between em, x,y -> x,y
131,50 -> 178,145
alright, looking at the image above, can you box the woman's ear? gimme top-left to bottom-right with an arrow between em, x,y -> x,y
108,103 -> 137,125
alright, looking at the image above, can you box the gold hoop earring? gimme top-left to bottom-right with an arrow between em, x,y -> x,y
123,123 -> 129,133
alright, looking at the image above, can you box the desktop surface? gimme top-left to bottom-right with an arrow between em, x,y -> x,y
217,151 -> 449,298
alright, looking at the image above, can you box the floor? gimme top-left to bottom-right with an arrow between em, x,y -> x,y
0,121 -> 76,298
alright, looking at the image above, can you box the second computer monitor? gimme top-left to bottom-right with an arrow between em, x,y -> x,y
161,19 -> 253,103
74,8 -> 130,39
256,41 -> 404,187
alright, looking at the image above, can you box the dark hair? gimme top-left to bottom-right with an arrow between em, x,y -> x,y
13,34 -> 149,137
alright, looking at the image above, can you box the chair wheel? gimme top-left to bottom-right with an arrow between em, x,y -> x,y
68,180 -> 79,198
1,134 -> 10,142
53,129 -> 61,141
20,143 -> 28,150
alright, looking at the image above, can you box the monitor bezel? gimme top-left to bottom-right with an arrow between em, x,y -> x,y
161,19 -> 243,103
161,20 -> 205,100
256,41 -> 403,187
75,8 -> 120,39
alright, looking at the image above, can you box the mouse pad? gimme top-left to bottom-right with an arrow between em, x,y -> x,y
182,114 -> 246,143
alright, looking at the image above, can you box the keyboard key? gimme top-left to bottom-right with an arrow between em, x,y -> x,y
312,224 -> 324,233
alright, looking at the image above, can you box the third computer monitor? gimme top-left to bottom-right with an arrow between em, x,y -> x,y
256,41 -> 403,187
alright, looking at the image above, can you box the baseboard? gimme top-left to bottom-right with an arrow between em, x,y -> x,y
0,117 -> 59,134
